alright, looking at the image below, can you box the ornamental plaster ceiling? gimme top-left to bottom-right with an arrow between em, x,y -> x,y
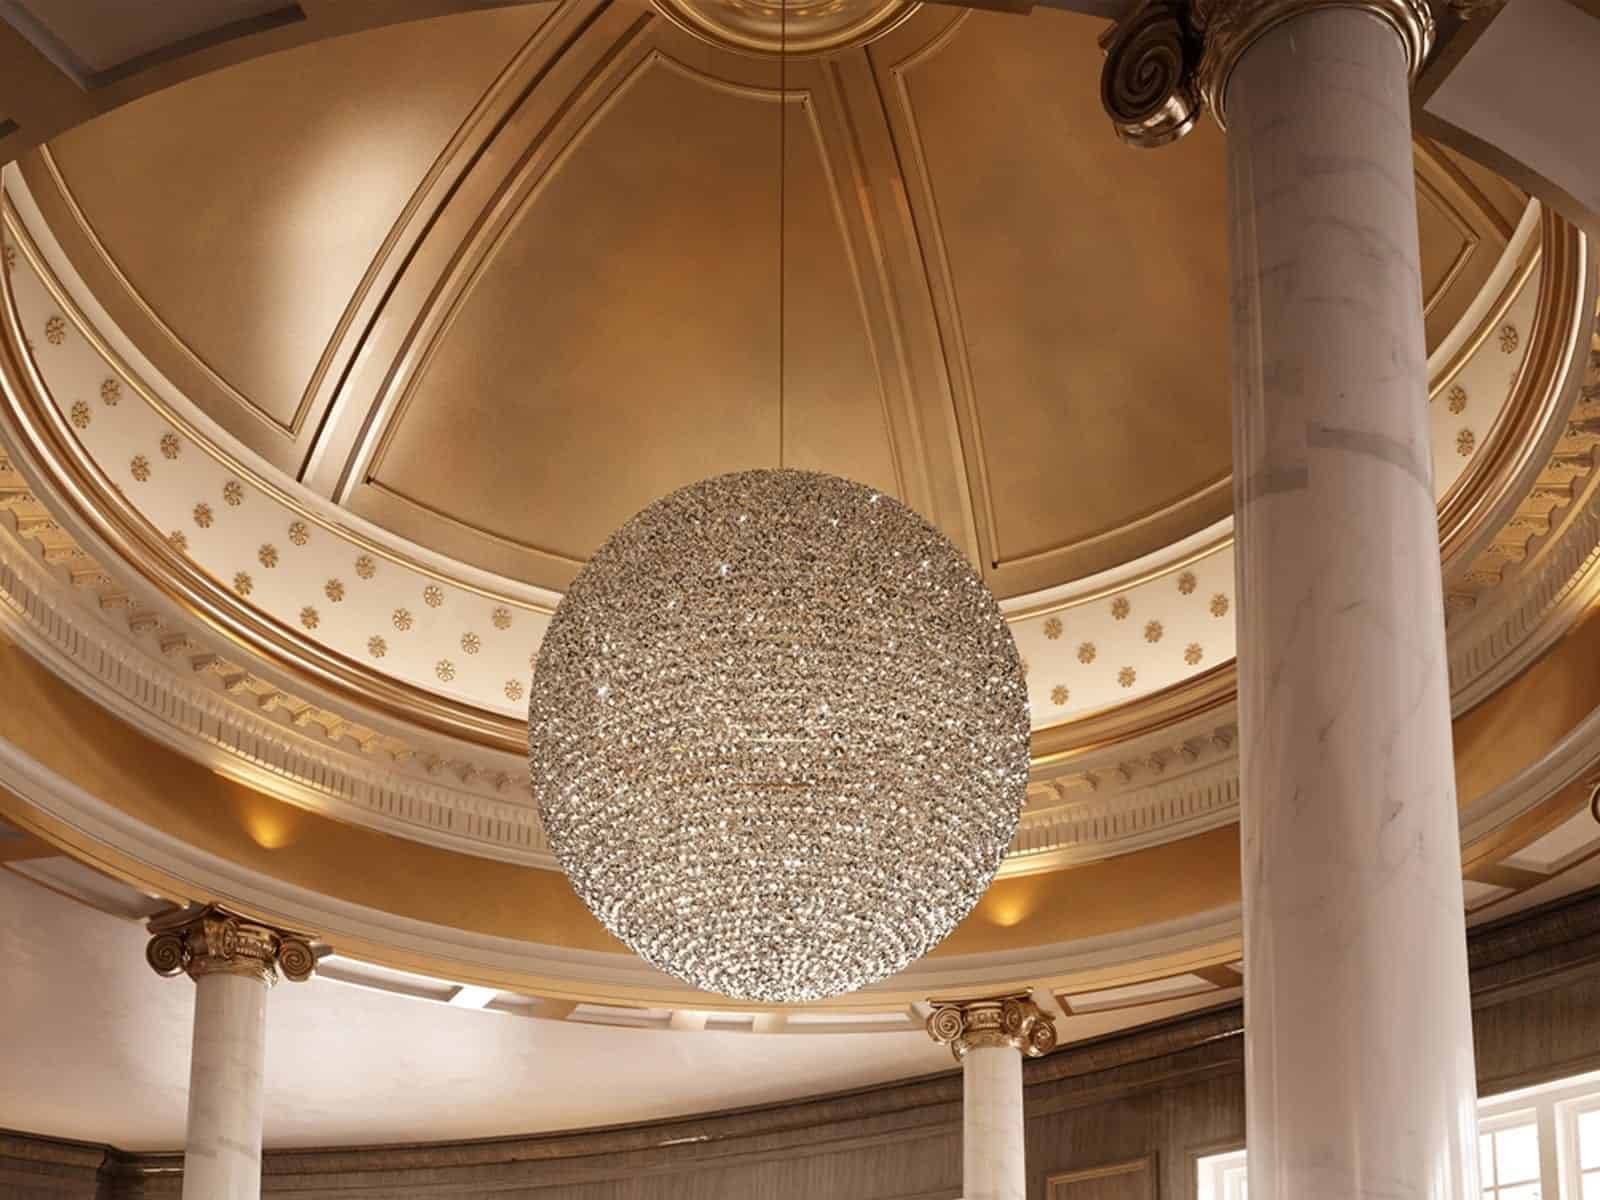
0,1 -> 1598,1017
0,190 -> 1554,733
28,2 -> 1525,606
0,1 -> 1549,745
0,172 -> 1583,806
0,0 -> 290,81
0,2 -> 599,164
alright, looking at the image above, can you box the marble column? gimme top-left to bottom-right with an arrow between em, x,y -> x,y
1100,2 -> 1478,1197
147,905 -> 315,1200
1224,9 -> 1480,1200
926,995 -> 1056,1200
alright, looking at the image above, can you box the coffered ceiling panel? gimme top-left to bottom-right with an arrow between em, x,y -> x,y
864,11 -> 1532,596
1416,138 -> 1525,349
37,5 -> 552,463
361,46 -> 902,585
869,9 -> 1235,594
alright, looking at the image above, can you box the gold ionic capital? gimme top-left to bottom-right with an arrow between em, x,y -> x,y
145,904 -> 317,988
1190,0 -> 1434,125
925,994 -> 1058,1063
1099,0 -> 1434,147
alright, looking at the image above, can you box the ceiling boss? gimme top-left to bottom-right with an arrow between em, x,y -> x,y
647,0 -> 921,55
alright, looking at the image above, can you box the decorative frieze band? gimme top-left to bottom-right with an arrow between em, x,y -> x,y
0,486 -> 1243,873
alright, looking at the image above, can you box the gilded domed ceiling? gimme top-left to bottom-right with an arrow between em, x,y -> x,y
1,0 -> 1597,1021
26,1 -> 1522,597
0,0 -> 1548,747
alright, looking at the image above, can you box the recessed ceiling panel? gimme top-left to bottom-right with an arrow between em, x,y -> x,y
43,7 -> 551,441
871,10 -> 1526,594
877,10 -> 1235,590
1415,139 -> 1522,349
367,53 -> 899,579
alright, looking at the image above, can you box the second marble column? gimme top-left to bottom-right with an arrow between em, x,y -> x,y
927,994 -> 1056,1200
148,905 -> 316,1200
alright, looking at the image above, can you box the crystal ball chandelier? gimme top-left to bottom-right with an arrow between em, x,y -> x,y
528,470 -> 1030,1002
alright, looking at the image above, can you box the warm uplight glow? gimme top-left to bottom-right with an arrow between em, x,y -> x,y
239,805 -> 299,851
982,896 -> 1034,928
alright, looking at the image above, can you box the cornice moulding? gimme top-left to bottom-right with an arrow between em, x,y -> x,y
0,510 -> 545,866
0,728 -> 1245,1012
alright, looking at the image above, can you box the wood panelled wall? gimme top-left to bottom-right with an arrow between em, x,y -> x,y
8,886 -> 1600,1199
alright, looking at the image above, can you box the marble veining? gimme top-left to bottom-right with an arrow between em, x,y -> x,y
1227,9 -> 1479,1200
1305,421 -> 1434,490
963,1046 -> 1025,1200
182,972 -> 269,1200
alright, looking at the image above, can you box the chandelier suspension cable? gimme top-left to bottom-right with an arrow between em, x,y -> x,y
777,0 -> 786,469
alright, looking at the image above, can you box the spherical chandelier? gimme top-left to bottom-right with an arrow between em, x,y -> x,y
528,469 -> 1029,1002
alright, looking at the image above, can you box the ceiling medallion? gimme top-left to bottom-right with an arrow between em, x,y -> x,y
649,0 -> 920,56
529,470 -> 1029,1002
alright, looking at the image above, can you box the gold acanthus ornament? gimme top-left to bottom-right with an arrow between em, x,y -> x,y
145,904 -> 317,988
1099,0 -> 1435,147
925,994 -> 1058,1062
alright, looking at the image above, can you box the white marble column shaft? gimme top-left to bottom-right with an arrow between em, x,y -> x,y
963,1044 -> 1025,1200
181,971 -> 270,1200
1227,10 -> 1480,1200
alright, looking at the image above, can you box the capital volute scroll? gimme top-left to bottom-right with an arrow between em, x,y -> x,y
146,904 -> 317,988
925,994 -> 1058,1062
1100,0 -> 1435,145
1099,0 -> 1204,149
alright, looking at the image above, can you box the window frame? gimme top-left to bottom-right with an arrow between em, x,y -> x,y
1198,1068 -> 1600,1200
1478,1106 -> 1542,1199
1555,1087 -> 1600,1200
1195,1147 -> 1247,1200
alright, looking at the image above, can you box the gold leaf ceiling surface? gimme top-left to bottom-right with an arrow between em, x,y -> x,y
34,2 -> 1525,600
